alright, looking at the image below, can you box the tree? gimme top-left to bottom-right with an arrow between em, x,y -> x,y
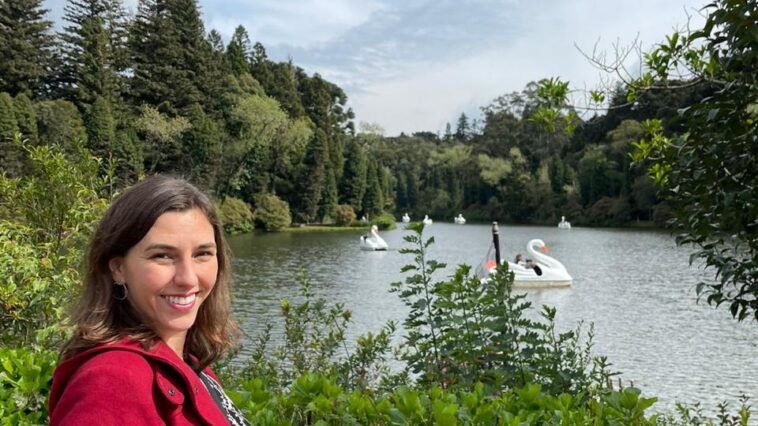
179,104 -> 222,190
250,42 -> 274,93
84,96 -> 116,159
339,138 -> 367,211
34,99 -> 87,150
13,93 -> 38,145
319,167 -> 338,222
0,92 -> 23,176
0,0 -> 54,97
608,1 -> 756,320
129,0 -> 210,113
226,25 -> 251,77
363,159 -> 383,216
59,0 -> 128,106
295,129 -> 328,222
454,113 -> 469,141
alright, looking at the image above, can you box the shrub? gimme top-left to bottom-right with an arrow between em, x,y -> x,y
371,213 -> 396,230
0,137 -> 109,348
218,197 -> 254,235
333,204 -> 355,226
0,348 -> 57,425
254,193 -> 291,232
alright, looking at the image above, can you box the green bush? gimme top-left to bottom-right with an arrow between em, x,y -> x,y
0,137 -> 109,348
371,213 -> 396,230
228,373 -> 666,425
254,194 -> 291,232
333,204 -> 356,226
0,348 -> 57,425
218,197 -> 254,235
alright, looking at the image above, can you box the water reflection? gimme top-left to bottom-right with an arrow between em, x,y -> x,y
227,223 -> 758,412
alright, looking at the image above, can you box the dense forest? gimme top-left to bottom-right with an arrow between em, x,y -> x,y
0,0 -> 709,229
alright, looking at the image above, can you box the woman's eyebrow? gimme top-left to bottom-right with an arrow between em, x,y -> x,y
144,243 -> 177,251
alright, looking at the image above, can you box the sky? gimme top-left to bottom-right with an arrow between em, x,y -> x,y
45,0 -> 706,136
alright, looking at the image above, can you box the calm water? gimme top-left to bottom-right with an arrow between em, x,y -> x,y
227,223 -> 758,412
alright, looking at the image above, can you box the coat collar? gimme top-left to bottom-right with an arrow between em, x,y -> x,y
50,338 -> 228,425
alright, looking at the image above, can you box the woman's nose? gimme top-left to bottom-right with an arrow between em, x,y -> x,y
174,257 -> 199,287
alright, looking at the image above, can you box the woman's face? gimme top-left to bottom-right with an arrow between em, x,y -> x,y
109,208 -> 218,348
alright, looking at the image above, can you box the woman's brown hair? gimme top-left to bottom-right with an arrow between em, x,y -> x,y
60,175 -> 237,371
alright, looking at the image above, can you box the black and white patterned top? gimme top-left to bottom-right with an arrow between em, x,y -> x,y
199,371 -> 250,426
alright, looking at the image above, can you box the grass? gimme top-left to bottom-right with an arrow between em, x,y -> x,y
281,224 -> 366,233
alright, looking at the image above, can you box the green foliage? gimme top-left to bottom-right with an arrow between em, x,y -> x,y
630,0 -> 758,321
0,136 -> 108,249
0,0 -> 54,97
363,159 -> 383,216
217,197 -> 254,235
129,0 -> 211,113
135,104 -> 190,173
371,213 -> 397,231
339,138 -> 367,212
58,0 -> 127,107
33,99 -> 87,149
228,372 -> 670,425
391,224 -> 613,393
333,204 -> 356,226
85,96 -> 116,159
179,103 -> 222,188
0,348 -> 57,425
254,193 -> 291,232
295,129 -> 328,223
0,93 -> 23,177
12,93 -> 37,145
0,137 -> 109,347
235,272 -> 394,393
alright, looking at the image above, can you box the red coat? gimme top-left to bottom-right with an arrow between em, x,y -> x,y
49,339 -> 231,425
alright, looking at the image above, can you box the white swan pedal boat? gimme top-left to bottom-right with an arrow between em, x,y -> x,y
402,213 -> 411,223
422,215 -> 433,225
454,214 -> 466,224
558,216 -> 571,229
481,239 -> 572,288
360,225 -> 388,251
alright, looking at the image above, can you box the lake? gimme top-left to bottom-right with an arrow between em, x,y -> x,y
227,222 -> 758,413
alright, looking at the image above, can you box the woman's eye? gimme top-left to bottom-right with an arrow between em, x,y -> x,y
196,251 -> 215,258
150,253 -> 172,260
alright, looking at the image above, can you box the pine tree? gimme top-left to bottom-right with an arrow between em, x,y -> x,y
405,168 -> 419,211
250,42 -> 274,93
180,103 -> 222,189
0,0 -> 54,97
455,113 -> 469,141
13,93 -> 38,145
34,99 -> 88,149
295,129 -> 327,222
0,92 -> 23,176
269,60 -> 305,118
59,0 -> 129,107
226,25 -> 251,77
84,96 -> 116,159
363,159 -> 383,216
207,29 -> 224,53
339,138 -> 367,211
319,167 -> 338,222
130,0 -> 209,114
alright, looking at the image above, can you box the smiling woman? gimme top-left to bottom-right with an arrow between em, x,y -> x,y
48,175 -> 250,426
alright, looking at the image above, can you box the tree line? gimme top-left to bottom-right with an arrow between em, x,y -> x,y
0,0 -> 710,228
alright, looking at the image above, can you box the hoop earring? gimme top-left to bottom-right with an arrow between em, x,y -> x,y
113,282 -> 128,301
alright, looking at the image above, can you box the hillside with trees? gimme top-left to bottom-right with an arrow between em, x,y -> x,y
0,0 -> 713,230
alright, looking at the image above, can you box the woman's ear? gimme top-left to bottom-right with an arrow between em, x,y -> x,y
109,257 -> 125,283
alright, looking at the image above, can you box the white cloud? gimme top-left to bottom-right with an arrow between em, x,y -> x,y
204,0 -> 385,46
345,0 -> 706,135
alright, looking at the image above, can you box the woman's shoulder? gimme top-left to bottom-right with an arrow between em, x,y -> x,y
76,347 -> 154,376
